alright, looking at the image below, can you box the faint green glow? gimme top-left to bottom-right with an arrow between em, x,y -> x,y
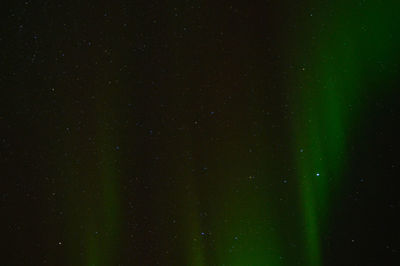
211,180 -> 282,266
83,91 -> 123,266
185,201 -> 206,266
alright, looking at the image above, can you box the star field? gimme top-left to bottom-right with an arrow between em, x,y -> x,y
2,1 -> 400,265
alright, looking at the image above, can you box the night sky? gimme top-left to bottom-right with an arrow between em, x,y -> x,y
2,1 -> 400,265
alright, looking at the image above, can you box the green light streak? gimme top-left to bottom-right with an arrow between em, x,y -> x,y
87,101 -> 122,265
182,196 -> 206,266
291,1 -> 400,265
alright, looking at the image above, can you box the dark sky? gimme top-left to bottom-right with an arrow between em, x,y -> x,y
2,1 -> 400,265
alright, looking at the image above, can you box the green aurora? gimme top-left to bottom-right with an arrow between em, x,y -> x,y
291,1 -> 400,265
79,2 -> 400,265
5,1 -> 400,265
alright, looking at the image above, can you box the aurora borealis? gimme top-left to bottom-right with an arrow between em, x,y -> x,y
3,1 -> 400,265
